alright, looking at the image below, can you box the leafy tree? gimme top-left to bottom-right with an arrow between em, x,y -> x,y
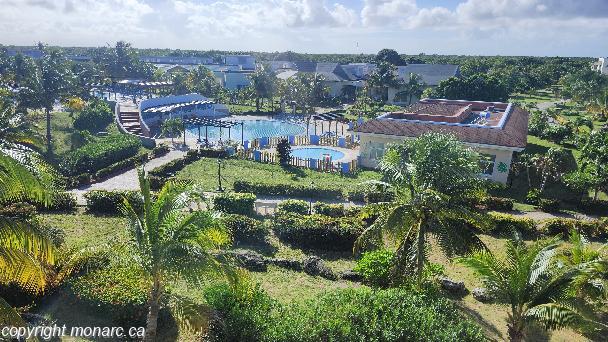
73,98 -> 113,133
532,147 -> 570,192
399,73 -> 425,104
587,87 -> 608,121
429,74 -> 509,102
276,138 -> 291,166
376,48 -> 405,66
121,171 -> 234,341
355,133 -> 487,285
580,129 -> 608,199
186,66 -> 221,98
248,65 -> 276,111
161,118 -> 183,144
459,236 -> 607,342
347,86 -> 380,118
368,62 -> 401,102
561,70 -> 608,106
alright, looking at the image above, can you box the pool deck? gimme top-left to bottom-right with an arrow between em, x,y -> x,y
261,145 -> 359,163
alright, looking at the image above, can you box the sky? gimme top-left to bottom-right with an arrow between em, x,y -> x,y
1,0 -> 607,57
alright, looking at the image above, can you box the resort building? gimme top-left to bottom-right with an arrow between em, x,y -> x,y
354,99 -> 529,184
276,61 -> 365,98
387,64 -> 460,105
592,57 -> 608,75
224,55 -> 256,70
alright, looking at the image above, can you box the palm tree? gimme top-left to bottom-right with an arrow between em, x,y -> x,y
355,133 -> 487,285
459,236 -> 607,342
121,171 -> 234,341
0,93 -> 56,324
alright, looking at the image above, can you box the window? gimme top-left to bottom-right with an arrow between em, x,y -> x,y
479,154 -> 496,175
367,142 -> 385,160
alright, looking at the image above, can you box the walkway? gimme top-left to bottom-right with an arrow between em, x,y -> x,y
71,148 -> 186,204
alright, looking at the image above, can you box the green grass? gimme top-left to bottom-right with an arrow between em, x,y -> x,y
40,211 -> 128,248
228,103 -> 276,115
176,157 -> 382,196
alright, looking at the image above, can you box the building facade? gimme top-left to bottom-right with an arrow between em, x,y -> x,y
354,99 -> 529,184
592,58 -> 608,75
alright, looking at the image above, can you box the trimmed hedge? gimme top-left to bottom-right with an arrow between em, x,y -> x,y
221,214 -> 268,244
482,196 -> 514,211
94,152 -> 149,180
538,198 -> 560,213
313,202 -> 345,217
577,199 -> 608,216
233,180 -> 342,199
345,182 -> 395,203
60,135 -> 142,176
272,212 -> 364,251
83,190 -> 142,215
277,199 -> 309,215
540,218 -> 607,239
488,212 -> 536,236
213,193 -> 256,216
151,144 -> 170,158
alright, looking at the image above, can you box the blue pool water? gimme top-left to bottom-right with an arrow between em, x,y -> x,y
291,147 -> 345,160
186,119 -> 305,141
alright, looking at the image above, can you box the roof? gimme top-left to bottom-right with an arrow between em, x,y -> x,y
354,103 -> 529,149
278,61 -> 357,82
396,64 -> 460,86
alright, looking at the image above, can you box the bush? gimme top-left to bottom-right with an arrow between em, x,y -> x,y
69,264 -> 148,326
538,198 -> 560,213
577,199 -> 608,215
354,249 -> 394,287
313,202 -> 345,216
60,134 -> 142,176
213,193 -> 256,216
73,99 -> 113,133
94,152 -> 148,180
272,212 -> 364,251
0,202 -> 37,218
221,214 -> 268,244
84,190 -> 142,215
277,199 -> 309,215
488,212 -> 536,236
540,218 -> 607,239
346,182 -> 394,203
233,180 -> 342,199
151,144 -> 170,158
34,192 -> 77,212
525,188 -> 541,205
482,196 -> 514,211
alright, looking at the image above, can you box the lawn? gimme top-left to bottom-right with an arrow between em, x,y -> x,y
176,157 -> 382,196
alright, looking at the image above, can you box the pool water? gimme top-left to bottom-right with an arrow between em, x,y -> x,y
291,147 -> 345,160
187,119 -> 305,141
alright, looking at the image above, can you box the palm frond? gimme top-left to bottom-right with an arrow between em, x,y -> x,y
0,296 -> 25,326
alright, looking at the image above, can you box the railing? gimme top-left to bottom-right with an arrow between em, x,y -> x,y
237,149 -> 358,174
247,134 -> 357,149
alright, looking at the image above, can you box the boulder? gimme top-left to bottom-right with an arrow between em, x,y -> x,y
302,256 -> 336,280
340,270 -> 363,282
472,287 -> 493,303
438,277 -> 467,295
228,250 -> 267,271
268,258 -> 302,271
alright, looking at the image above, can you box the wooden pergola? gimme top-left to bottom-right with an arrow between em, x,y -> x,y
182,117 -> 245,147
311,112 -> 345,136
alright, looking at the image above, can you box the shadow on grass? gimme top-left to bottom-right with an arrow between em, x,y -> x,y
454,301 -> 504,341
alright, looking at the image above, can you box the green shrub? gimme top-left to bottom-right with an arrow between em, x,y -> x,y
84,190 -> 142,215
69,264 -> 148,326
60,134 -> 142,176
213,193 -> 256,216
221,214 -> 268,244
272,212 -> 364,251
233,180 -> 342,199
483,196 -> 514,211
0,202 -> 37,218
346,182 -> 394,203
577,199 -> 608,215
277,199 -> 309,215
151,144 -> 170,158
313,202 -> 345,216
264,288 -> 485,342
94,152 -> 148,180
354,249 -> 394,287
525,189 -> 541,205
73,99 -> 113,133
34,192 -> 77,212
537,198 -> 560,213
488,212 -> 536,236
540,218 -> 607,239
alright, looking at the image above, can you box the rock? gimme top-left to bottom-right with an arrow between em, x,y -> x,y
341,270 -> 363,282
439,277 -> 467,295
268,258 -> 302,271
302,256 -> 336,280
228,250 -> 267,271
472,287 -> 493,303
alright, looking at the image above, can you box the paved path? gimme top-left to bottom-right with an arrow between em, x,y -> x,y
536,99 -> 566,111
71,149 -> 186,205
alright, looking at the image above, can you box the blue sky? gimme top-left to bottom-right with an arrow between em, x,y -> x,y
1,0 -> 607,57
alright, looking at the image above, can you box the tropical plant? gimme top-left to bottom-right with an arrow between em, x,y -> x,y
248,65 -> 276,111
161,118 -> 184,144
532,147 -> 570,192
459,236 -> 608,342
120,171 -> 234,341
276,138 -> 291,166
580,129 -> 608,199
355,133 -> 487,285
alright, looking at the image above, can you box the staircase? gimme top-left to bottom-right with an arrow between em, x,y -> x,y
119,111 -> 144,136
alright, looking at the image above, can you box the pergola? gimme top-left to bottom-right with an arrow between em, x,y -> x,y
143,100 -> 215,115
311,112 -> 345,136
182,117 -> 245,147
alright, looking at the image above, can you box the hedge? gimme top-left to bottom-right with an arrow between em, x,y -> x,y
313,202 -> 345,217
151,144 -> 170,158
577,199 -> 608,216
84,190 -> 143,215
482,196 -> 514,211
59,135 -> 142,177
277,199 -> 310,215
220,214 -> 268,244
94,152 -> 149,180
147,149 -> 221,190
272,212 -> 364,251
540,218 -> 608,239
213,193 -> 256,216
233,180 -> 342,200
487,212 -> 536,236
537,198 -> 560,213
345,182 -> 395,203
33,192 -> 77,212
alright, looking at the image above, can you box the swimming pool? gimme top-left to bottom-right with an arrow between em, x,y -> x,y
186,119 -> 305,141
291,147 -> 345,160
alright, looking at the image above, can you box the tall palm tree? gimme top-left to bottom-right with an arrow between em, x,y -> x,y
355,133 -> 487,285
0,93 -> 56,324
121,171 -> 234,341
459,236 -> 607,342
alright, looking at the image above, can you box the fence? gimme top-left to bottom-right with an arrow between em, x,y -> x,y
246,134 -> 357,150
237,149 -> 358,174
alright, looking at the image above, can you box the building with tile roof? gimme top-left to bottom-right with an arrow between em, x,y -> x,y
387,64 -> 460,105
354,98 -> 529,183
